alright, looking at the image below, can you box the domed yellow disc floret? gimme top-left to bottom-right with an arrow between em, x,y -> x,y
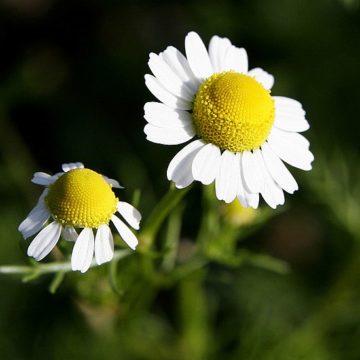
45,169 -> 118,228
193,71 -> 275,152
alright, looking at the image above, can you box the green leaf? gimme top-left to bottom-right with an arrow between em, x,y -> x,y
49,271 -> 66,294
109,258 -> 123,296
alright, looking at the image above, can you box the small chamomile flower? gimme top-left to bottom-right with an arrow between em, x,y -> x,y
18,163 -> 141,273
144,31 -> 314,209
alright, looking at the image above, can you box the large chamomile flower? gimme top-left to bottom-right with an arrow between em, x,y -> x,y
144,32 -> 314,208
18,163 -> 141,273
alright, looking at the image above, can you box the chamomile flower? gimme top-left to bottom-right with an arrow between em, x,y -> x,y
18,163 -> 141,273
144,31 -> 314,208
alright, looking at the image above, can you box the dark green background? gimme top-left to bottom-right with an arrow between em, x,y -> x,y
1,0 -> 360,359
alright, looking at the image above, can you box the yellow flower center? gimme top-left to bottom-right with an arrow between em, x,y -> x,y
45,168 -> 118,228
192,71 -> 275,152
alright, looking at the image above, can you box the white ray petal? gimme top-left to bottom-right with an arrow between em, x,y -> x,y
236,195 -> 247,208
241,150 -> 264,193
267,129 -> 314,170
31,172 -> 57,186
38,187 -> 49,201
51,172 -> 64,180
236,153 -> 260,209
95,224 -> 114,265
111,215 -> 138,250
62,226 -> 78,242
27,222 -> 62,261
255,149 -> 285,209
117,201 -> 142,230
167,140 -> 205,189
208,35 -> 232,73
192,143 -> 221,185
237,153 -> 249,207
274,100 -> 306,115
273,96 -> 302,109
248,67 -> 274,90
237,193 -> 260,209
215,151 -> 239,203
261,142 -> 298,194
274,114 -> 310,133
144,123 -> 195,145
245,192 -> 260,209
148,52 -> 194,101
62,163 -> 84,172
274,98 -> 309,132
224,46 -> 248,74
103,176 -> 123,189
71,228 -> 95,273
185,31 -> 213,81
162,46 -> 200,92
18,199 -> 50,239
144,102 -> 192,128
145,74 -> 192,110
272,128 -> 310,148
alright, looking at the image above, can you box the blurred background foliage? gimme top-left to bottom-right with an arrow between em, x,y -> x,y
1,0 -> 360,359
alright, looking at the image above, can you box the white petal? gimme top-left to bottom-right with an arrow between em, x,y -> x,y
241,150 -> 264,193
274,114 -> 309,133
272,128 -> 310,148
224,46 -> 248,74
236,195 -> 247,208
248,67 -> 274,90
208,35 -> 232,73
144,102 -> 192,128
95,224 -> 114,265
192,143 -> 221,185
274,98 -> 309,132
145,74 -> 192,110
27,222 -> 62,261
148,53 -> 194,101
185,31 -> 213,81
51,172 -> 64,180
71,228 -> 95,273
245,192 -> 260,209
111,215 -> 138,250
18,199 -> 50,239
162,46 -> 200,92
103,176 -> 123,189
167,140 -> 205,189
62,226 -> 78,242
215,151 -> 240,203
62,163 -> 84,172
255,149 -> 285,209
235,153 -> 260,209
236,153 -> 250,208
31,172 -> 57,186
117,201 -> 142,230
144,123 -> 195,145
267,129 -> 314,170
261,142 -> 298,194
38,187 -> 49,201
237,193 -> 259,209
75,162 -> 84,169
273,96 -> 302,109
274,97 -> 305,113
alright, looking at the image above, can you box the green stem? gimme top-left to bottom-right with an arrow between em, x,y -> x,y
162,204 -> 184,272
0,249 -> 131,277
178,270 -> 210,359
139,184 -> 192,250
243,251 -> 290,274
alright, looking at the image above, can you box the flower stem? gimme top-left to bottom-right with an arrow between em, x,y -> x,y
139,184 -> 192,250
0,249 -> 131,277
162,203 -> 184,272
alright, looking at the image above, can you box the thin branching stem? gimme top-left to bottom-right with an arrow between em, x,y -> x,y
0,249 -> 131,276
